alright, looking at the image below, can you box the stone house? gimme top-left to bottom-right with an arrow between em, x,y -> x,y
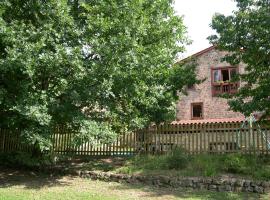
176,46 -> 245,121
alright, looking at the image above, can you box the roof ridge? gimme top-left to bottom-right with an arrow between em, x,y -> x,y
176,45 -> 216,64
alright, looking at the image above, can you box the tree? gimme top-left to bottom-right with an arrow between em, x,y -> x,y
209,0 -> 270,119
0,0 -> 195,151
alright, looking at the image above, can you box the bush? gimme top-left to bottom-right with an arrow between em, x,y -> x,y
165,147 -> 190,170
0,151 -> 53,170
116,148 -> 191,174
223,153 -> 248,173
191,154 -> 222,177
134,154 -> 168,170
254,168 -> 270,180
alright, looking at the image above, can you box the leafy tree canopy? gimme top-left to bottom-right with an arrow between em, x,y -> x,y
209,0 -> 270,119
0,0 -> 195,151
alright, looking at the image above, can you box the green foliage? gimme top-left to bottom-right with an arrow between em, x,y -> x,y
190,154 -> 221,177
114,153 -> 270,180
255,167 -> 270,180
0,151 -> 53,169
116,148 -> 190,173
0,0 -> 195,152
222,154 -> 270,180
223,153 -> 248,174
166,147 -> 190,169
209,0 -> 270,118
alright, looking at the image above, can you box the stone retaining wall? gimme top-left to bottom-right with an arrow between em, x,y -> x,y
77,171 -> 270,194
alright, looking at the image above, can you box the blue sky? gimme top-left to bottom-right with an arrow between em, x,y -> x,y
174,0 -> 236,57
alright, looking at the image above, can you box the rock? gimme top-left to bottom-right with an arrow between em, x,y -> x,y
242,186 -> 254,192
72,170 -> 81,176
158,175 -> 170,185
144,178 -> 153,185
264,186 -> 270,193
76,170 -> 268,194
169,178 -> 181,188
224,185 -> 232,191
203,178 -> 212,184
261,181 -> 270,188
182,179 -> 193,187
135,175 -> 146,182
234,186 -> 243,192
152,179 -> 161,186
250,181 -> 256,187
192,177 -> 201,183
254,186 -> 264,194
212,178 -> 224,185
197,183 -> 207,190
192,182 -> 200,189
84,174 -> 91,179
208,185 -> 217,191
125,176 -> 136,184
217,185 -> 226,192
222,179 -> 230,185
234,180 -> 244,187
229,180 -> 234,186
244,180 -> 251,187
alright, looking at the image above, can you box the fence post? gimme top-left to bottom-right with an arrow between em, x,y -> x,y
0,129 -> 4,152
266,128 -> 269,155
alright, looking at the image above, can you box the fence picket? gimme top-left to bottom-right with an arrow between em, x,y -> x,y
0,122 -> 269,156
266,129 -> 269,155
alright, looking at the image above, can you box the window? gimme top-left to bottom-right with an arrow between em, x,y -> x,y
221,69 -> 229,81
211,67 -> 239,96
191,103 -> 203,120
213,70 -> 221,82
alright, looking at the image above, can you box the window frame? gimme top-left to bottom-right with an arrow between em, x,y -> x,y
211,66 -> 239,96
191,102 -> 203,120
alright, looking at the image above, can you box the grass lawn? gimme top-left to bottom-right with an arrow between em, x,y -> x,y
0,169 -> 269,200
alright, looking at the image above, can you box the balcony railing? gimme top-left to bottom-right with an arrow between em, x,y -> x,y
212,82 -> 239,96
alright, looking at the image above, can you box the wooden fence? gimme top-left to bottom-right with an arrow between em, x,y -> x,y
138,122 -> 270,155
0,122 -> 270,156
51,127 -> 137,156
0,129 -> 33,153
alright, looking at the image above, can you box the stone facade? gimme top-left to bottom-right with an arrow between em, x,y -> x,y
176,47 -> 245,120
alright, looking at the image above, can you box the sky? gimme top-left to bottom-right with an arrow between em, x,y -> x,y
174,0 -> 236,58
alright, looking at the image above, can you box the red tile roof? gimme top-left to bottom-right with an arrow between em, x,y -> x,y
171,117 -> 245,125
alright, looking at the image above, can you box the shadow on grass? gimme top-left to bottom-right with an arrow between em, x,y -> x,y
0,167 -> 70,189
57,156 -> 127,172
0,157 -> 126,191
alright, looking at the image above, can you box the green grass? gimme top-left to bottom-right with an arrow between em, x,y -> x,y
0,173 -> 268,200
77,150 -> 270,180
111,150 -> 270,180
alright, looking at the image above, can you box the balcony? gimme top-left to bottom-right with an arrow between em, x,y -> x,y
212,82 -> 239,96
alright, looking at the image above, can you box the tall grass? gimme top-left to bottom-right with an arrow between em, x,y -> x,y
115,148 -> 270,180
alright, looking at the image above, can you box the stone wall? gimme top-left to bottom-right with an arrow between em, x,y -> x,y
176,47 -> 245,120
78,170 -> 270,194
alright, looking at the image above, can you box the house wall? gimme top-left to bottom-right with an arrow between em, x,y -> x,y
176,48 -> 245,120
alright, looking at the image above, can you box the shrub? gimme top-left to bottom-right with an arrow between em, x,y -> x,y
254,168 -> 270,180
191,154 -> 221,177
0,151 -> 53,170
136,155 -> 168,170
223,153 -> 248,174
165,147 -> 190,170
